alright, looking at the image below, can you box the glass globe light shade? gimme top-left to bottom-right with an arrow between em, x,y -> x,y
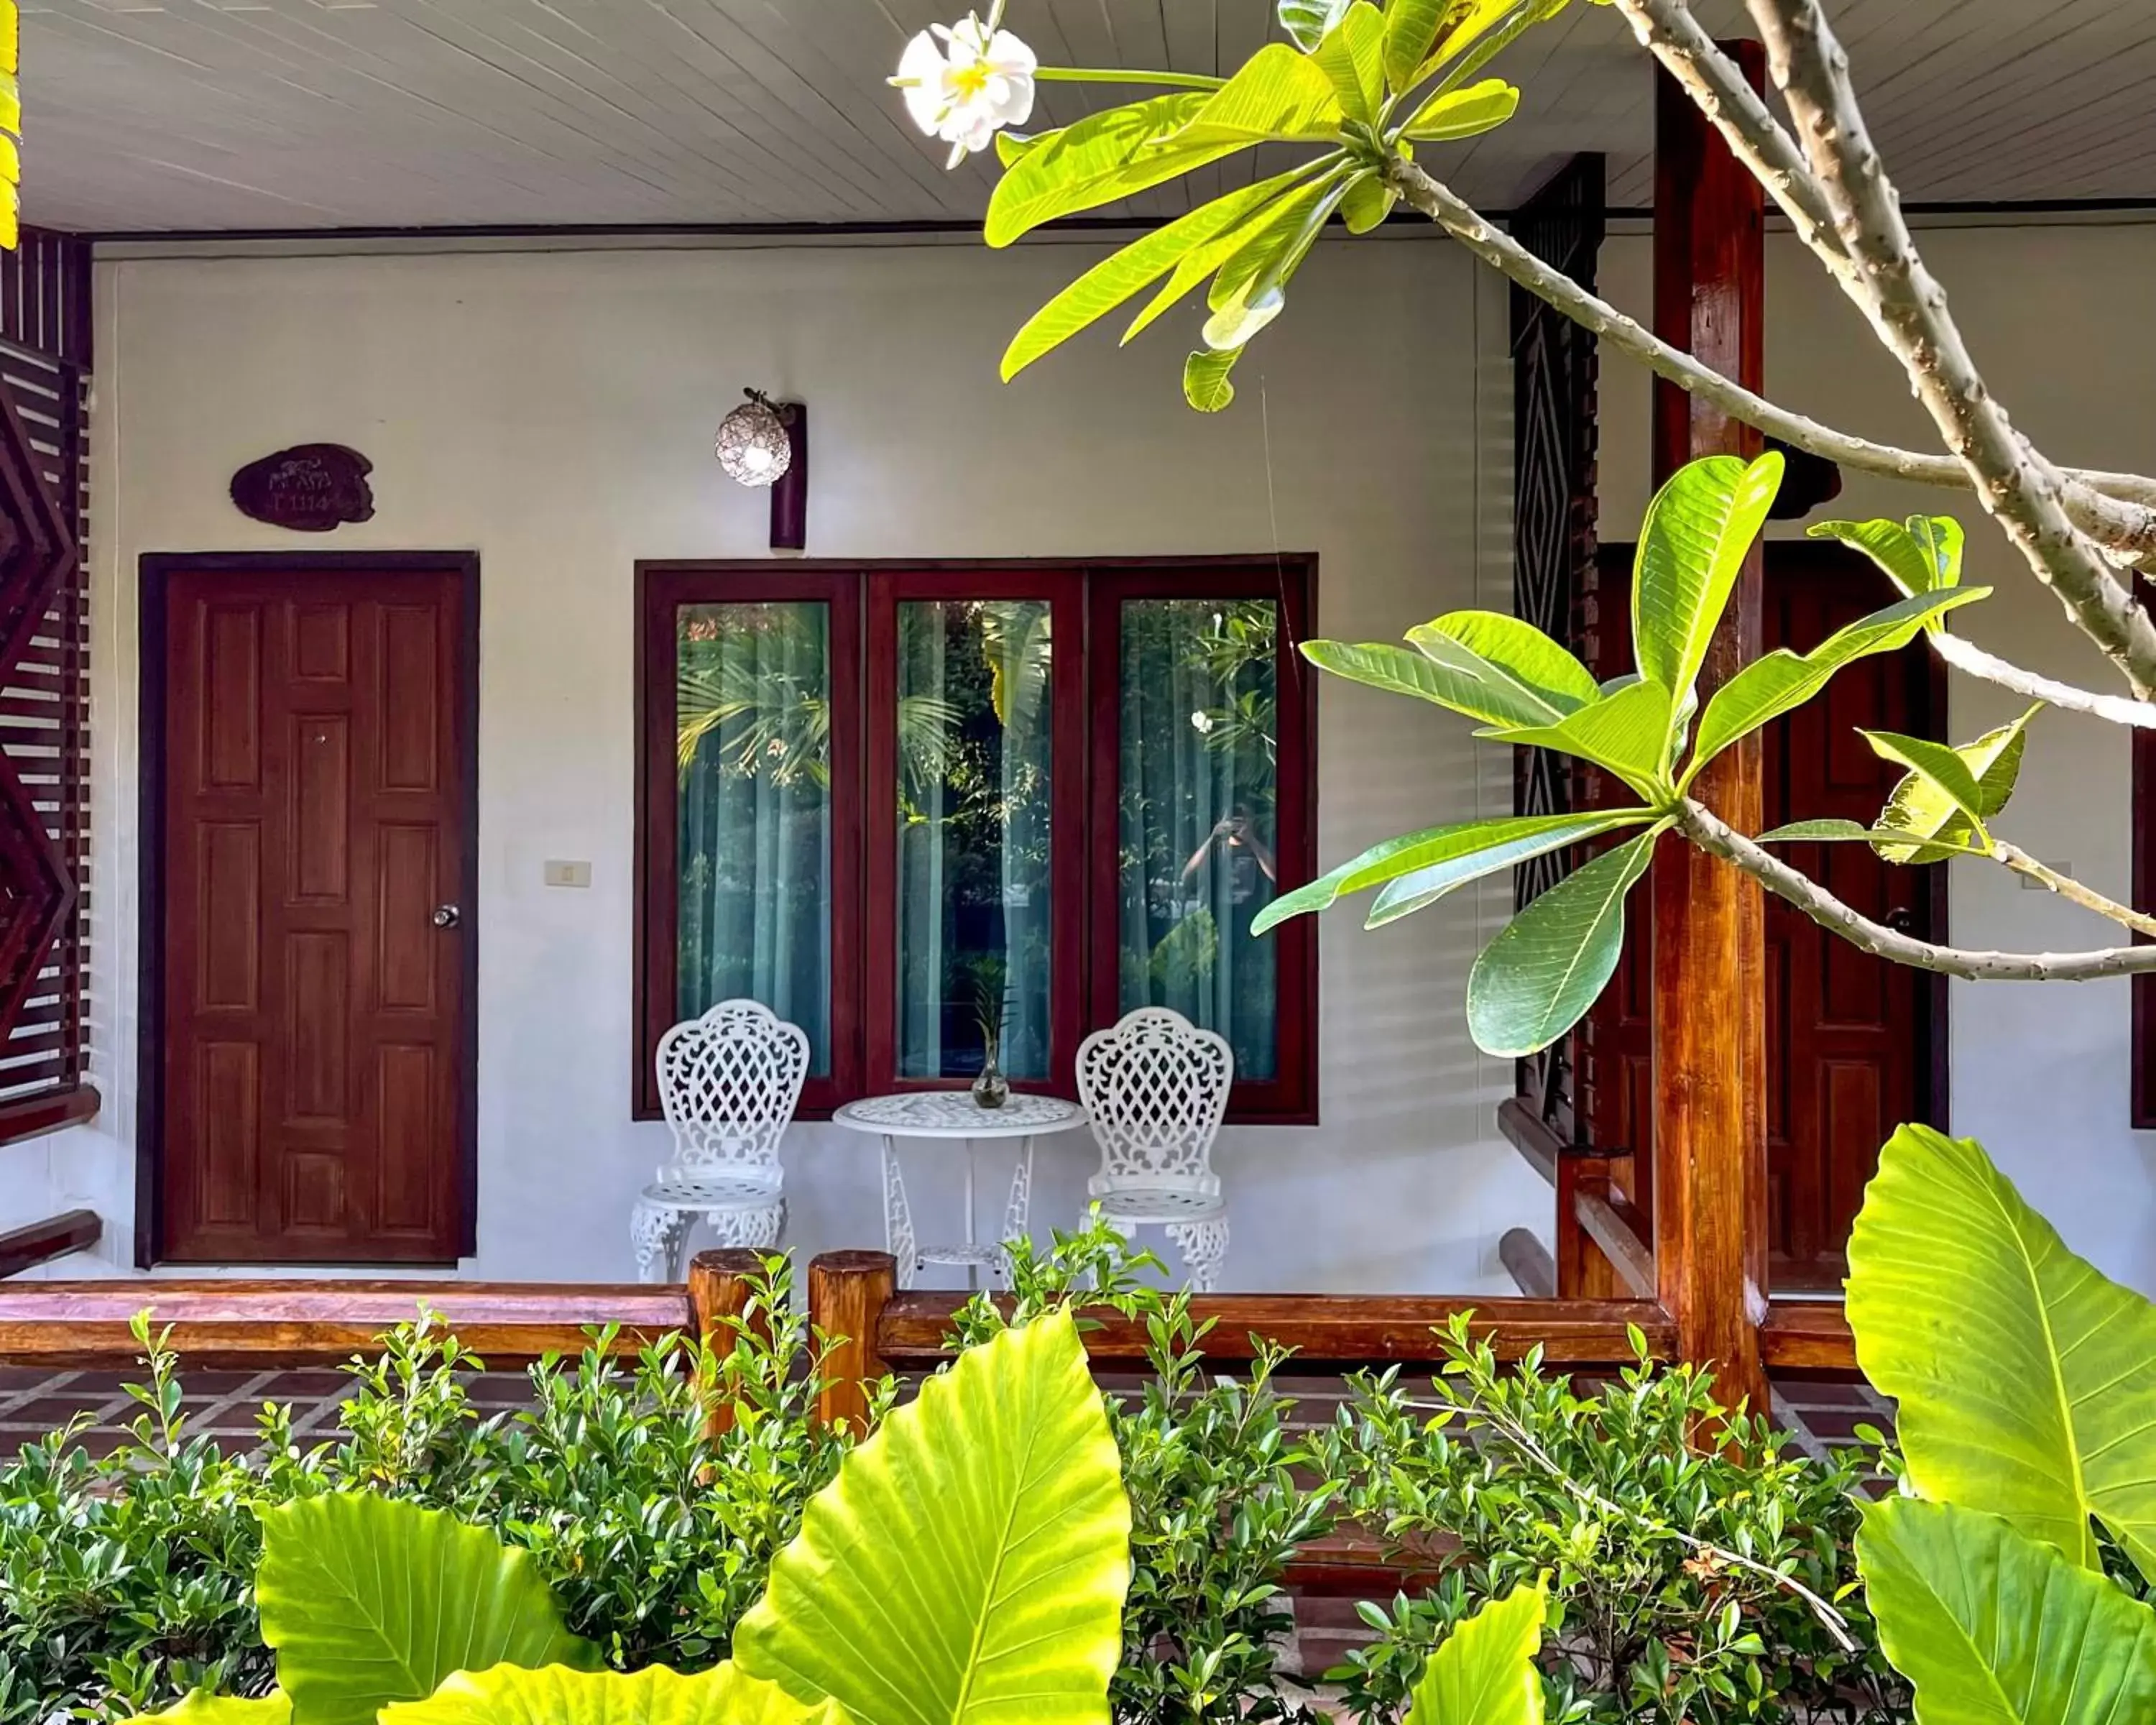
716,393 -> 794,488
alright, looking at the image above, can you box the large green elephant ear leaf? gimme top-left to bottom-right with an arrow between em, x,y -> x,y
382,1662 -> 839,1725
140,1695 -> 292,1724
1848,1124 -> 2156,1581
1405,1584 -> 1547,1725
257,1494 -> 601,1725
1858,1496 -> 2156,1722
734,1306 -> 1130,1725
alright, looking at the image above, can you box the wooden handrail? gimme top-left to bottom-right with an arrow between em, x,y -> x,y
0,1281 -> 692,1366
1495,1096 -> 1563,1189
1572,1187 -> 1657,1301
1498,1228 -> 1555,1299
1759,1301 -> 1856,1371
0,1208 -> 100,1279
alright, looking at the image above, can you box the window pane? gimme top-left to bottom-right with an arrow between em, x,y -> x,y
1117,599 -> 1279,1079
675,602 -> 832,1073
895,598 -> 1054,1081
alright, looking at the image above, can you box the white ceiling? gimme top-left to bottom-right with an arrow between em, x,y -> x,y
22,0 -> 2156,234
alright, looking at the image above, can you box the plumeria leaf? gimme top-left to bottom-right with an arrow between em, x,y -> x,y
1405,1584 -> 1548,1725
1858,1497 -> 2156,1723
1467,826 -> 1667,1057
1406,0 -> 1571,97
1279,0 -> 1355,52
1863,729 -> 1988,824
1003,168 -> 1315,380
1168,43 -> 1347,147
1305,627 -> 1575,730
1874,707 -> 2038,864
1382,0 -> 1462,93
1340,172 -> 1396,233
1367,811 -> 1657,926
384,1664 -> 841,1725
994,129 -> 1056,167
1685,587 -> 1989,781
1810,515 -> 1966,599
1483,677 -> 1677,801
1399,77 -> 1521,141
1125,169 -> 1342,343
987,93 -> 1240,247
1756,818 -> 1981,856
1407,612 -> 1598,713
1252,809 -> 1653,934
1184,347 -> 1241,411
1632,452 -> 1784,708
1312,1 -> 1387,123
1850,1125 -> 2156,1583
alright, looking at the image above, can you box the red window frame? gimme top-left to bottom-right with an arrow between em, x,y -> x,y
2137,724 -> 2156,1128
633,557 -> 1318,1124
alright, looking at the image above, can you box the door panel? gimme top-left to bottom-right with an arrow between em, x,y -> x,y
160,566 -> 470,1264
1579,543 -> 1933,1290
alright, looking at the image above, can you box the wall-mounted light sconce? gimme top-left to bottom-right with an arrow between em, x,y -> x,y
716,388 -> 808,552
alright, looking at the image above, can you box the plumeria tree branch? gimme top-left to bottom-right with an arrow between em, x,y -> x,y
1741,0 -> 2156,694
1677,800 -> 2156,980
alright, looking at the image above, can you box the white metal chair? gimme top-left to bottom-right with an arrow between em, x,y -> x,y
630,999 -> 810,1283
1075,1007 -> 1235,1292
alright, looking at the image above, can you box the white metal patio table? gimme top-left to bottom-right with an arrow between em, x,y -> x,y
831,1091 -> 1089,1290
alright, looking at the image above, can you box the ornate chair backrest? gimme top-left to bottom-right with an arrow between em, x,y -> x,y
1075,1008 -> 1234,1192
655,1000 -> 811,1180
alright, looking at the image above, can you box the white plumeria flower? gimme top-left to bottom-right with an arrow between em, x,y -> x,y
892,9 -> 1038,169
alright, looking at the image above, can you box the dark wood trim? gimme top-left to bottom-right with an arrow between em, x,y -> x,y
633,564 -> 865,1118
635,556 -> 1319,1126
1574,1184 -> 1656,1301
0,1208 -> 100,1279
135,551 -> 482,1267
864,568 -> 1084,1098
0,1280 -> 688,1366
875,1292 -> 1672,1368
1496,1095 -> 1562,1188
1759,1300 -> 1856,1372
0,1081 -> 98,1146
2137,715 -> 2156,1128
1498,1227 -> 1555,1297
1086,559 -> 1319,1121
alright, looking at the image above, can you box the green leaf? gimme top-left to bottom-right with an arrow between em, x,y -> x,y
1003,170 -> 1317,380
1312,2 -> 1387,121
384,1664 -> 839,1725
1250,808 -> 1654,934
1399,77 -> 1521,142
1184,347 -> 1241,411
1756,817 -> 1982,855
1848,1123 -> 2156,1581
1810,515 -> 1966,599
1382,0 -> 1459,93
1280,0 -> 1355,52
1858,1496 -> 2156,1721
1169,43 -> 1346,147
1396,0 -> 1540,90
1340,171 -> 1397,233
1632,453 -> 1784,708
1481,678 -> 1677,801
1873,707 -> 2037,863
1406,1584 -> 1548,1725
257,1494 -> 599,1725
1685,587 -> 1989,781
734,1308 -> 1130,1725
1863,729 -> 1987,823
142,1696 -> 292,1725
987,94 -> 1240,248
1367,810 -> 1657,926
1466,825 -> 1665,1057
1408,611 -> 1600,713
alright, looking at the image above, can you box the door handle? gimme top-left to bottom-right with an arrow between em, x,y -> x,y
1884,907 -> 1917,934
432,904 -> 462,929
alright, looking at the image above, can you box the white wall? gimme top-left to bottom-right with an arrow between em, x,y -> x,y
1598,220 -> 2156,1292
11,233 -> 1553,1290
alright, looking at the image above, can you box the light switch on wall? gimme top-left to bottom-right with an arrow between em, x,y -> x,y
544,859 -> 593,888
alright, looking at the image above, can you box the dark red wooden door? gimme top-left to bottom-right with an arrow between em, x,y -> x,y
1580,543 -> 1932,1289
161,568 -> 469,1263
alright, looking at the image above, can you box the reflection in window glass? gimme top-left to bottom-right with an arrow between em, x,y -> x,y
1117,599 -> 1279,1079
674,602 -> 831,1073
895,599 -> 1054,1080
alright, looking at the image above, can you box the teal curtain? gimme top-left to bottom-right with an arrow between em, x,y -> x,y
895,598 -> 1054,1080
674,602 -> 832,1072
1116,599 -> 1279,1079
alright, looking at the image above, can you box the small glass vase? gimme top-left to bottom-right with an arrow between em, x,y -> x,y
971,1056 -> 1009,1110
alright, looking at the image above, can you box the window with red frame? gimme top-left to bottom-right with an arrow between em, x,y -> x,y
635,559 -> 1317,1123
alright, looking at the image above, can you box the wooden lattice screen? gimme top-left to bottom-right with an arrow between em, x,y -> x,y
0,229 -> 92,1128
1509,156 -> 1604,1146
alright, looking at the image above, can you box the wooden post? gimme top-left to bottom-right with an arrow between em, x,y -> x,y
808,1249 -> 895,1434
1649,42 -> 1772,1417
686,1247 -> 768,1438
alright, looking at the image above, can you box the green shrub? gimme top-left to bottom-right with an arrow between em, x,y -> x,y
1313,1319 -> 1903,1725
